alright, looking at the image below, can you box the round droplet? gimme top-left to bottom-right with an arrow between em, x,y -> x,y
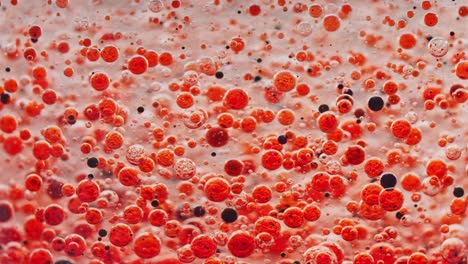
148,0 -> 164,13
428,37 -> 449,57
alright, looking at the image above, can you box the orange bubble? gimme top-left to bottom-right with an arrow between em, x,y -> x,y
144,50 -> 159,67
224,88 -> 249,109
273,71 -> 296,92
240,116 -> 257,132
317,112 -> 339,133
230,37 -> 245,53
344,145 -> 366,165
261,150 -> 283,170
204,177 -> 230,202
455,61 -> 468,79
364,157 -> 385,178
383,80 -> 398,95
401,128 -> 420,146
400,173 -> 421,191
44,204 -> 65,225
283,207 -> 304,228
25,173 -> 42,192
303,204 -> 321,221
323,15 -> 340,32
100,45 -> 119,63
390,119 -> 412,138
276,109 -> 295,125
118,167 -> 140,186
399,33 -> 417,49
134,233 -> 161,258
309,4 -> 323,18
0,115 -> 17,133
424,12 -> 438,27
123,205 -> 143,224
176,92 -> 194,108
362,183 -> 383,206
159,52 -> 173,66
86,47 -> 100,61
227,232 -> 255,258
109,223 -> 133,247
128,55 -> 148,75
76,179 -> 100,203
105,131 -> 124,149
426,159 -> 447,178
379,188 -> 404,211
191,235 -> 217,258
252,185 -> 272,203
90,72 -> 110,91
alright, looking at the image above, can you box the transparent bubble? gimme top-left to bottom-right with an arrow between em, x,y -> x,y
173,158 -> 196,180
303,245 -> 338,264
183,108 -> 207,129
326,160 -> 342,174
183,70 -> 199,86
148,0 -> 164,13
405,111 -> 418,124
421,176 -> 441,196
296,22 -> 313,36
73,17 -> 89,31
400,215 -> 413,226
446,146 -> 461,160
255,232 -> 274,249
440,238 -> 466,263
177,245 -> 195,263
126,144 -> 145,165
100,190 -> 119,207
428,37 -> 449,57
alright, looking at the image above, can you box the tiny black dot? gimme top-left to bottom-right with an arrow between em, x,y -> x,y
193,206 -> 206,217
453,187 -> 464,197
5,67 -> 10,72
137,106 -> 144,113
104,246 -> 110,250
54,260 -> 73,264
396,212 -> 403,219
87,174 -> 94,179
380,173 -> 397,189
256,58 -> 262,63
87,157 -> 99,168
98,229 -> 107,237
1,93 -> 10,104
318,104 -> 330,113
31,38 -> 38,43
215,71 -> 224,79
254,76 -> 262,82
337,83 -> 344,89
221,207 -> 238,223
151,200 -> 160,207
450,31 -> 455,36
211,152 -> 216,157
277,135 -> 287,144
368,96 -> 384,111
344,89 -> 353,96
237,10 -> 241,14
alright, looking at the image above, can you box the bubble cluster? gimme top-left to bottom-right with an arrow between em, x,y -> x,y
0,0 -> 467,263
